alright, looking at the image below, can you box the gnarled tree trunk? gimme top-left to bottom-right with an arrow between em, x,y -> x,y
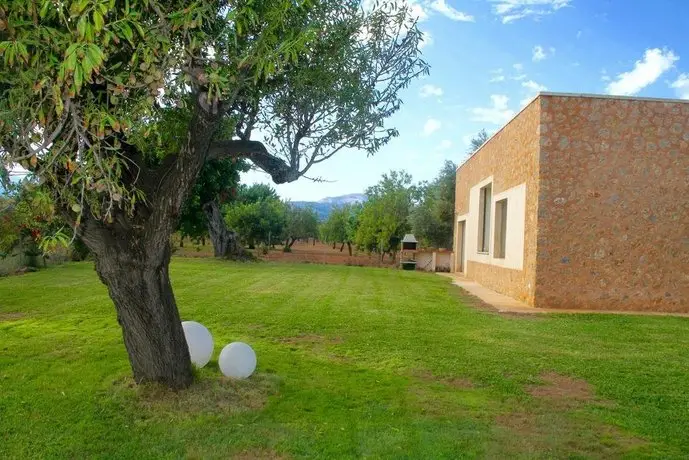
202,200 -> 243,258
78,212 -> 194,389
95,241 -> 192,388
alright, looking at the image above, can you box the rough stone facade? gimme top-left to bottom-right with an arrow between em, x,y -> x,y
454,93 -> 689,312
536,95 -> 689,312
454,100 -> 541,305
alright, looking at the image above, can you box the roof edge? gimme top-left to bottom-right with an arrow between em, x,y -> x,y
539,91 -> 689,104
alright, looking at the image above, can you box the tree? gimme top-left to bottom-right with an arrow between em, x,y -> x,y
283,205 -> 319,249
410,160 -> 456,248
0,1 -> 427,388
468,129 -> 489,155
225,195 -> 286,249
355,170 -> 416,259
236,183 -> 279,204
178,158 -> 248,257
320,204 -> 360,255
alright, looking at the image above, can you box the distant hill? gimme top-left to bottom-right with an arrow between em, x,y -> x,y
292,193 -> 366,220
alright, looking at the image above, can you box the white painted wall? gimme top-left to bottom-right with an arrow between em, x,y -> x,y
459,179 -> 526,273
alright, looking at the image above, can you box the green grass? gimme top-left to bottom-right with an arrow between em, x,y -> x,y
1,259 -> 689,459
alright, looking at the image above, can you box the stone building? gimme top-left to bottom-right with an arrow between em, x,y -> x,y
453,92 -> 689,312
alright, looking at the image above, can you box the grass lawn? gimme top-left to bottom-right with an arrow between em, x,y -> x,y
1,259 -> 689,458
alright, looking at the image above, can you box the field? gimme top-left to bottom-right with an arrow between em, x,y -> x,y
175,239 -> 398,267
2,259 -> 689,458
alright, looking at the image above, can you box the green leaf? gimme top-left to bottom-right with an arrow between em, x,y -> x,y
71,204 -> 82,213
39,0 -> 51,18
93,11 -> 104,33
120,23 -> 134,44
77,16 -> 87,39
73,64 -> 84,92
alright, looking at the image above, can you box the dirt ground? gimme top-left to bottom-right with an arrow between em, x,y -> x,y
173,238 -> 398,268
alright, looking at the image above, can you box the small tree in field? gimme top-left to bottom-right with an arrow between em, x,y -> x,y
355,170 -> 416,259
320,204 -> 360,255
0,0 -> 427,388
224,194 -> 286,249
283,205 -> 319,249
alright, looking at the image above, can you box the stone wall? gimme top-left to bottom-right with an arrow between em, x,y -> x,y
536,95 -> 689,312
454,100 -> 541,304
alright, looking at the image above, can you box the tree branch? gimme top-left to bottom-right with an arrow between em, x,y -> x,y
208,140 -> 299,184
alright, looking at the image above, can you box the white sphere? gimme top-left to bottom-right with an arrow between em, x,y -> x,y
218,342 -> 257,379
182,321 -> 214,368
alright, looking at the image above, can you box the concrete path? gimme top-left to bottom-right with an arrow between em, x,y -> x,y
438,273 -> 689,317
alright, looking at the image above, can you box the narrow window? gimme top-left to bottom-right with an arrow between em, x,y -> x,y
494,198 -> 507,259
478,184 -> 492,253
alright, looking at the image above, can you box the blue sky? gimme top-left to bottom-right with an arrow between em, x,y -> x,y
244,0 -> 689,201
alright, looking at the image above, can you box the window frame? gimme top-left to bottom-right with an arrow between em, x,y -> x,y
494,198 -> 508,259
477,183 -> 492,254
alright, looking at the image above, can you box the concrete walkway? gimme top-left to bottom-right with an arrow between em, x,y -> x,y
439,273 -> 689,317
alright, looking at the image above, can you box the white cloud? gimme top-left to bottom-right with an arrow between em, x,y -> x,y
532,45 -> 555,62
407,0 -> 430,21
670,74 -> 689,99
419,30 -> 433,49
429,0 -> 475,21
437,139 -> 453,150
469,95 -> 515,125
489,68 -> 505,82
606,48 -> 679,96
521,80 -> 548,106
600,68 -> 610,82
513,63 -> 524,71
419,84 -> 444,97
522,80 -> 548,92
489,0 -> 571,23
422,118 -> 442,136
532,45 -> 546,62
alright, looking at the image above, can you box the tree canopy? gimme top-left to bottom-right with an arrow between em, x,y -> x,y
409,160 -> 456,248
284,205 -> 319,248
355,170 -> 416,256
468,129 -> 489,155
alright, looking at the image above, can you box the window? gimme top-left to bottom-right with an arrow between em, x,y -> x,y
478,184 -> 492,253
494,198 -> 507,259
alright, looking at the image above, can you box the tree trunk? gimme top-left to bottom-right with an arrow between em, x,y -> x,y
203,200 -> 243,258
90,236 -> 193,389
288,237 -> 296,248
332,242 -> 336,249
313,238 -> 315,246
340,242 -> 345,252
179,236 -> 184,248
347,242 -> 352,256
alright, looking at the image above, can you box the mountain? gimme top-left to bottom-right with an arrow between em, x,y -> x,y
292,193 -> 366,220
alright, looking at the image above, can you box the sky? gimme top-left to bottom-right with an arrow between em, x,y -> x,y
242,0 -> 689,201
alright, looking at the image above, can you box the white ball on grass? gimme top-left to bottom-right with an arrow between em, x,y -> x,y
181,321 -> 214,368
219,342 -> 257,379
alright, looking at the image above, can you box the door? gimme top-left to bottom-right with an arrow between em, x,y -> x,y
456,220 -> 465,273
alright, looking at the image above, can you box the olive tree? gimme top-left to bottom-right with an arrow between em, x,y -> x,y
0,0 -> 427,388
